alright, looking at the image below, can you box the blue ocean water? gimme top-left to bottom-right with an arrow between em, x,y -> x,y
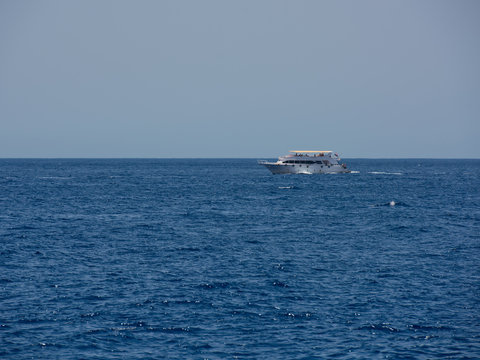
1,159 -> 479,359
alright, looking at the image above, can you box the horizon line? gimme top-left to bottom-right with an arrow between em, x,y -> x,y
1,157 -> 479,160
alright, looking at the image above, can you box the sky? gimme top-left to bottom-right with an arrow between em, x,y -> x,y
0,0 -> 479,158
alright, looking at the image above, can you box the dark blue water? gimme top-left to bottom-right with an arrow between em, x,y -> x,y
1,159 -> 479,359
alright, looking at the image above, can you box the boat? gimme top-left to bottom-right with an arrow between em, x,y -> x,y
258,150 -> 350,174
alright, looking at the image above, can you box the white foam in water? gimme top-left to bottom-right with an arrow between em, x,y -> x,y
278,186 -> 293,189
38,176 -> 72,179
368,171 -> 403,175
350,171 -> 360,174
390,201 -> 396,206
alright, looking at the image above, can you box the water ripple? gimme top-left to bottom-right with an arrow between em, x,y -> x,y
0,159 -> 479,359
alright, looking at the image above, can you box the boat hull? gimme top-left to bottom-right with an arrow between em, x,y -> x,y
259,161 -> 350,175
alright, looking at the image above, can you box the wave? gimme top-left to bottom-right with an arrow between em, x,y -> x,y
199,282 -> 231,289
272,281 -> 289,288
357,323 -> 399,333
372,201 -> 409,207
37,176 -> 72,180
368,171 -> 403,175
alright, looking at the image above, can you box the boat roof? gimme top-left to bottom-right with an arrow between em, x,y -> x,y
289,150 -> 332,153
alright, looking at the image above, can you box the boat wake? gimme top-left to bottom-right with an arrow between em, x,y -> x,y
368,171 -> 403,175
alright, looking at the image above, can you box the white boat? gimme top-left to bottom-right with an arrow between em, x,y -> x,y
258,150 -> 350,174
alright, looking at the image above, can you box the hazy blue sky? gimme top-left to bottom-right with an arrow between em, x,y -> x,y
1,0 -> 479,158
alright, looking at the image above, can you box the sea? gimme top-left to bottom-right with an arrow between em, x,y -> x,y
1,159 -> 479,359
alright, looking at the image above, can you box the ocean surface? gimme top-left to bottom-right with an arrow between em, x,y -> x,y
1,159 -> 479,359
